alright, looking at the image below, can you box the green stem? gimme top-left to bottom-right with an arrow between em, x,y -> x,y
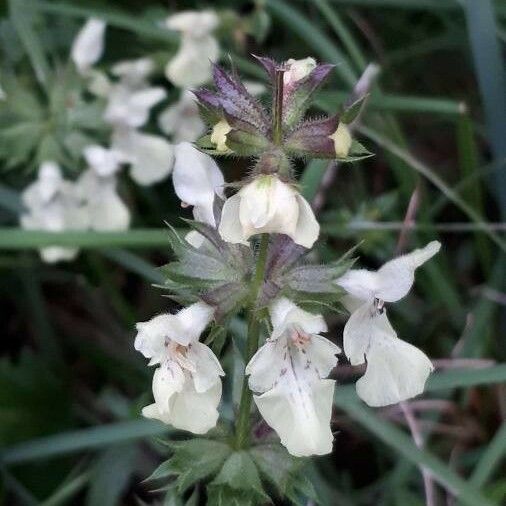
234,233 -> 270,449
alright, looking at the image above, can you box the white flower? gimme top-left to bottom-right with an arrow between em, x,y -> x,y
283,57 -> 316,87
173,142 -> 224,227
246,298 -> 340,456
158,90 -> 205,143
111,58 -> 154,88
112,128 -> 174,186
20,162 -> 88,263
218,175 -> 319,249
83,144 -> 123,177
104,86 -> 166,129
0,84 -> 6,100
70,18 -> 106,74
134,302 -> 224,434
76,146 -> 130,231
329,123 -> 352,158
165,10 -> 219,88
337,241 -> 441,407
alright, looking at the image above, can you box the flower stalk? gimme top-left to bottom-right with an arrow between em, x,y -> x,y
235,233 -> 270,449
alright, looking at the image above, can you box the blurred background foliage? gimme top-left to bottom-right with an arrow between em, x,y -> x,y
0,0 -> 505,505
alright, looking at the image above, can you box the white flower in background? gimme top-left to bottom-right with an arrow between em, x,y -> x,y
75,145 -> 130,231
20,162 -> 88,263
172,142 -> 224,248
112,128 -> 174,186
104,86 -> 166,129
218,175 -> 319,249
283,57 -> 316,87
0,84 -> 5,100
70,18 -> 106,74
111,57 -> 154,88
337,241 -> 441,407
158,90 -> 205,143
134,301 -> 224,434
165,10 -> 219,88
246,298 -> 340,456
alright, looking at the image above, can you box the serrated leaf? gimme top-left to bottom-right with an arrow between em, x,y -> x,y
250,444 -> 302,496
170,439 -> 232,494
211,451 -> 268,501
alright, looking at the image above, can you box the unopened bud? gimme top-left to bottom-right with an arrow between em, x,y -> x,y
210,119 -> 232,152
329,123 -> 352,158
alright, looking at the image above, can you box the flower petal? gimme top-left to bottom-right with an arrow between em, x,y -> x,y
113,130 -> 175,186
356,330 -> 433,407
218,194 -> 248,245
165,36 -> 219,89
166,10 -> 218,36
375,241 -> 441,302
269,297 -> 327,339
134,313 -> 174,362
246,338 -> 286,394
172,142 -> 224,225
83,145 -> 123,177
187,341 -> 225,393
337,241 -> 441,303
158,91 -> 205,143
306,334 -> 341,378
293,194 -> 319,248
165,301 -> 215,346
71,18 -> 106,73
168,380 -> 221,434
152,361 -> 186,413
253,379 -> 335,457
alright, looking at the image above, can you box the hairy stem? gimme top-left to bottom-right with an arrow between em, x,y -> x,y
272,69 -> 284,145
235,233 -> 270,449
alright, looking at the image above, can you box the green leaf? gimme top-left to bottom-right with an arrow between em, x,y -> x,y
249,444 -> 302,496
209,451 -> 269,505
153,439 -> 232,494
86,445 -> 138,506
340,94 -> 369,124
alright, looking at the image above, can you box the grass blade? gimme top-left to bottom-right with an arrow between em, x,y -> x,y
313,0 -> 367,72
8,0 -> 51,87
470,422 -> 506,488
266,0 -> 357,87
33,0 -> 176,43
0,228 -> 176,249
463,0 -> 506,218
334,397 -> 495,506
358,124 -> 506,253
0,419 -> 170,465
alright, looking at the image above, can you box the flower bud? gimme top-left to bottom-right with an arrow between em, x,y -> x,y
283,57 -> 317,87
210,119 -> 232,152
329,123 -> 352,158
218,175 -> 319,248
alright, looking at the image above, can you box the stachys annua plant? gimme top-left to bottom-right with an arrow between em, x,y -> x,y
133,56 -> 441,504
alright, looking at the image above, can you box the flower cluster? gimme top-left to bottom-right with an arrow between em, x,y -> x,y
134,54 -> 441,473
16,11 -> 229,263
